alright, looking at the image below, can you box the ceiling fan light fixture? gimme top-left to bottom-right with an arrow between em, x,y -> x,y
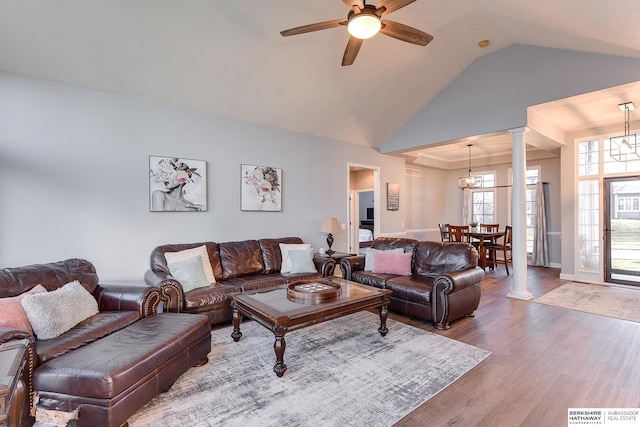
347,11 -> 381,39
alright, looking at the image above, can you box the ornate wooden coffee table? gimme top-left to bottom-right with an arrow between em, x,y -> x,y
230,277 -> 392,377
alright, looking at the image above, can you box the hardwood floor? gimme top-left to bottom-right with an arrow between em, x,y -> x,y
392,266 -> 640,427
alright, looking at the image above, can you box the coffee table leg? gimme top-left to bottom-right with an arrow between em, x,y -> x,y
273,332 -> 287,377
231,307 -> 243,342
378,305 -> 389,336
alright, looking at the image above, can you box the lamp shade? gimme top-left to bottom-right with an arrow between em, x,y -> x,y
321,217 -> 340,234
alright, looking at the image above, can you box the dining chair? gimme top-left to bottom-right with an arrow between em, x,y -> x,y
480,223 -> 500,269
448,225 -> 469,243
438,223 -> 450,242
487,225 -> 512,275
480,223 -> 499,233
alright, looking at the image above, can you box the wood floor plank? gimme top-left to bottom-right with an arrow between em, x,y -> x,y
391,267 -> 640,426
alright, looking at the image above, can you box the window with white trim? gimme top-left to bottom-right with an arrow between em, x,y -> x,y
471,172 -> 495,225
525,167 -> 540,254
508,166 -> 540,255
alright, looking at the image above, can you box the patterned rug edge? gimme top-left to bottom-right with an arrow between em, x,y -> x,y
534,281 -> 640,323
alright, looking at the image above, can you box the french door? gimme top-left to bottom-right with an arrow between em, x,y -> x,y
604,176 -> 640,286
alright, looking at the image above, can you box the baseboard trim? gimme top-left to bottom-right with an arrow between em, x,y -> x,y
559,272 -> 576,281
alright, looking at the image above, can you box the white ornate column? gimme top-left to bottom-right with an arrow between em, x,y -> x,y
507,127 -> 533,300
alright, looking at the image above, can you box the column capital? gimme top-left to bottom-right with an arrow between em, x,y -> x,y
508,126 -> 528,137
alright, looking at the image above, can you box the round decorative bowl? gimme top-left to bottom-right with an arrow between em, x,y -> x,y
287,279 -> 341,303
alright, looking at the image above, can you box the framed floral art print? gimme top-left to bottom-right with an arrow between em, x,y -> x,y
241,164 -> 282,212
149,156 -> 207,212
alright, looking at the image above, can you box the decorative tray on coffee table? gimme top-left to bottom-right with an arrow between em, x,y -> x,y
287,279 -> 341,303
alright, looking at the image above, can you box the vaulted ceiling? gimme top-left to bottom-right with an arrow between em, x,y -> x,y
2,1 -> 640,164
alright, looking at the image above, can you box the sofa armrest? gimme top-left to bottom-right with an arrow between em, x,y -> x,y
144,269 -> 185,313
0,330 -> 37,419
312,256 -> 336,277
433,267 -> 485,295
93,284 -> 162,317
0,327 -> 35,347
339,255 -> 365,280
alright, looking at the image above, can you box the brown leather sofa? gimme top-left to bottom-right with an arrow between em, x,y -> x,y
340,237 -> 484,330
0,258 -> 211,427
145,237 -> 335,325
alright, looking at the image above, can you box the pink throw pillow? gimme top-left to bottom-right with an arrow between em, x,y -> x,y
372,252 -> 412,275
0,284 -> 47,333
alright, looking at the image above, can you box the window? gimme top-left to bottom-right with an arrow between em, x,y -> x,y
508,166 -> 539,254
616,196 -> 640,212
471,172 -> 495,224
578,139 -> 598,176
525,167 -> 540,254
472,191 -> 494,224
576,136 -> 640,278
578,179 -> 600,270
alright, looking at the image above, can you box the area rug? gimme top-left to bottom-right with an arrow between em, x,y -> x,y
535,282 -> 640,323
129,311 -> 490,427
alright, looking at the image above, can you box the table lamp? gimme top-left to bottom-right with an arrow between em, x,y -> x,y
320,217 -> 340,256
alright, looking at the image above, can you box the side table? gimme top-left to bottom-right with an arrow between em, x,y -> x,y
319,252 -> 355,261
317,252 -> 356,277
0,340 -> 28,427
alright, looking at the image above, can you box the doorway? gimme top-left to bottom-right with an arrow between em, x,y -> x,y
604,176 -> 640,286
346,163 -> 380,255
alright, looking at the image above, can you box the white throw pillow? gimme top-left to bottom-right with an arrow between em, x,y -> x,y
364,247 -> 404,271
165,245 -> 216,284
21,280 -> 99,340
167,256 -> 211,293
288,248 -> 318,274
279,243 -> 312,273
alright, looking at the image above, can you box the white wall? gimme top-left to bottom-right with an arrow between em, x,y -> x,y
404,168 -> 448,241
0,71 -> 406,282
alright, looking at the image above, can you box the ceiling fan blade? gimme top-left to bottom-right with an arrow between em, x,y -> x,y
380,20 -> 433,46
342,36 -> 363,66
280,19 -> 346,37
375,0 -> 416,15
342,0 -> 365,10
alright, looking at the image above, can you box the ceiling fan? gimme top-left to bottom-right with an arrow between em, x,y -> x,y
280,0 -> 433,66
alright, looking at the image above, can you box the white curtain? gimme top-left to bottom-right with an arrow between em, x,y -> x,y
532,182 -> 550,266
462,188 -> 472,225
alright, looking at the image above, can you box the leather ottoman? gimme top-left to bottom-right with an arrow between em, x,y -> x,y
32,313 -> 211,427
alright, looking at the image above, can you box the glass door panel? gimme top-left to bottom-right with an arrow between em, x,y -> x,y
605,176 -> 640,286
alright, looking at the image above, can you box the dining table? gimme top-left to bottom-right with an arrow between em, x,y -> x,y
464,229 -> 505,270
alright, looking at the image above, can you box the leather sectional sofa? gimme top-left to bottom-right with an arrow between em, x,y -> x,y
145,237 -> 335,325
340,237 -> 485,330
0,258 -> 212,427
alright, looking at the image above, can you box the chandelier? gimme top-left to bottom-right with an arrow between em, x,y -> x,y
610,102 -> 638,162
458,144 -> 483,189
